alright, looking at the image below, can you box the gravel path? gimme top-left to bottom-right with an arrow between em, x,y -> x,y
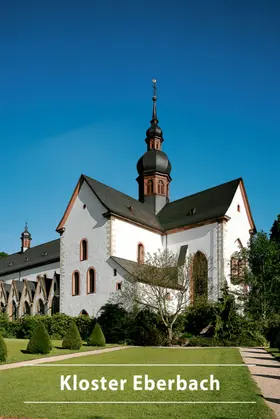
0,346 -> 129,371
240,347 -> 280,418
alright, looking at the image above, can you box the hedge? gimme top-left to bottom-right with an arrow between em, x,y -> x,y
0,313 -> 93,340
0,331 -> 7,362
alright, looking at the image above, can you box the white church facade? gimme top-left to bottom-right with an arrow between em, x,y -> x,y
0,82 -> 255,319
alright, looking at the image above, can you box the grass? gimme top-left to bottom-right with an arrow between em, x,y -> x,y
1,338 -> 117,364
266,347 -> 280,361
0,347 -> 274,419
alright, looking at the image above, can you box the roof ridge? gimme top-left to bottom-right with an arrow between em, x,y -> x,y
168,177 -> 242,206
2,238 -> 60,259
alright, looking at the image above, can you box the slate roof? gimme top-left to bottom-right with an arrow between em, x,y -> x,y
0,239 -> 60,277
84,175 -> 163,231
84,175 -> 244,232
110,256 -> 183,290
158,178 -> 242,231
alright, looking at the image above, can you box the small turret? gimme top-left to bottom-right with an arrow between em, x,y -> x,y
21,223 -> 32,253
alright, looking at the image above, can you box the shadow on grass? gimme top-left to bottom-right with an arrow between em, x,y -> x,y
20,349 -> 29,354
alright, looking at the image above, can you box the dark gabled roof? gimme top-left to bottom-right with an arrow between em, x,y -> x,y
110,256 -> 183,290
84,175 -> 163,231
14,280 -> 24,297
0,239 -> 60,277
158,178 -> 241,231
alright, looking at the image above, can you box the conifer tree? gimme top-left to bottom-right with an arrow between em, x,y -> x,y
27,321 -> 52,354
87,323 -> 106,347
62,321 -> 82,350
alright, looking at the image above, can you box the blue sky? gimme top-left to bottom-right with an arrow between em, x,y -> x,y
0,0 -> 279,254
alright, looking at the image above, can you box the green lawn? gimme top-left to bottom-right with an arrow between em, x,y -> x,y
0,347 -> 274,419
266,347 -> 280,361
1,338 -> 117,364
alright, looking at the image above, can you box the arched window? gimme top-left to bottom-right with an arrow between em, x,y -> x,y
158,180 -> 165,194
12,301 -> 17,320
192,251 -> 208,303
80,309 -> 89,316
24,301 -> 31,315
51,296 -> 60,315
137,243 -> 145,264
147,180 -> 153,195
37,299 -> 45,315
237,204 -> 240,212
87,268 -> 96,294
80,239 -> 88,261
72,271 -> 80,296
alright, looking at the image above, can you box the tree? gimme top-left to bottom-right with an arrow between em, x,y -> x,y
238,231 -> 280,320
0,252 -> 8,259
112,249 -> 191,343
62,321 -> 82,350
270,214 -> 280,244
0,331 -> 7,362
87,323 -> 106,347
26,321 -> 52,354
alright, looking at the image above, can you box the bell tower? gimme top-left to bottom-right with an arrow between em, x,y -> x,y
136,80 -> 172,214
21,223 -> 32,252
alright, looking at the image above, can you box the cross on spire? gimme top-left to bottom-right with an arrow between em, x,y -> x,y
152,79 -> 157,99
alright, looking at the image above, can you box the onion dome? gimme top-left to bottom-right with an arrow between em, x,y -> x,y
137,149 -> 171,176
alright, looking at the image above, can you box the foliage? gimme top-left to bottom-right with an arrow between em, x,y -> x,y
74,314 -> 94,340
112,248 -> 192,342
44,313 -> 72,339
270,214 -> 280,244
0,312 -> 19,338
132,309 -> 168,346
0,252 -> 8,259
0,331 -> 7,361
87,323 -> 106,347
261,314 -> 280,347
17,315 -> 41,339
98,303 -> 132,343
62,321 -> 82,350
183,300 -> 218,336
214,284 -> 241,341
26,321 -> 52,354
239,231 -> 280,319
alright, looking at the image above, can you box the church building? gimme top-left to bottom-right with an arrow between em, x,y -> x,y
0,81 -> 256,319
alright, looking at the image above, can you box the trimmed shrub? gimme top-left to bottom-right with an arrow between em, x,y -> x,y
0,331 -> 7,362
0,313 -> 20,338
26,321 -> 52,354
44,313 -> 72,339
87,323 -> 106,347
62,322 -> 82,350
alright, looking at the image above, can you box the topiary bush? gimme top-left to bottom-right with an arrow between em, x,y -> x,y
62,321 -> 82,350
17,315 -> 41,339
26,321 -> 52,354
87,323 -> 106,347
0,331 -> 7,362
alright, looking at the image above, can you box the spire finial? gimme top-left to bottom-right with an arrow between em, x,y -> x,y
25,222 -> 28,232
151,78 -> 158,123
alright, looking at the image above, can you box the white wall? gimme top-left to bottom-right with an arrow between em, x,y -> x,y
224,185 -> 252,289
167,222 -> 219,300
60,181 -> 122,317
112,218 -> 163,261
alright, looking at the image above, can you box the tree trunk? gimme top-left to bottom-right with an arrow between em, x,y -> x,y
168,327 -> 173,344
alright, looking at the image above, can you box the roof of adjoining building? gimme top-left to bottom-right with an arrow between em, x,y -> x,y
84,175 -> 245,232
110,256 -> 183,290
0,239 -> 60,277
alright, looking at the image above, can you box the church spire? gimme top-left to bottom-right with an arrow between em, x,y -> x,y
145,79 -> 163,151
136,80 -> 172,214
151,79 -> 158,123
